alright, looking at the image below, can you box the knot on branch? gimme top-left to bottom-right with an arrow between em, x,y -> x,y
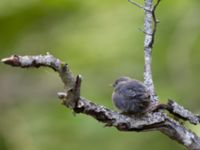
58,75 -> 82,109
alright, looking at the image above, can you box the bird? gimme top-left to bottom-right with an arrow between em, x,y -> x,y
112,77 -> 151,115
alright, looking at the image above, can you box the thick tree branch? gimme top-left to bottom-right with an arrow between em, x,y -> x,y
160,117 -> 200,150
155,100 -> 200,125
129,0 -> 160,107
2,54 -> 200,150
58,92 -> 166,131
2,53 -> 75,91
143,0 -> 160,102
166,100 -> 200,125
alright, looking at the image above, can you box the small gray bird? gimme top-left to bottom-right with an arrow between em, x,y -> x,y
112,77 -> 151,114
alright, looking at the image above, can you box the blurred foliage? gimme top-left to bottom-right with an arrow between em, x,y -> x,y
0,0 -> 200,150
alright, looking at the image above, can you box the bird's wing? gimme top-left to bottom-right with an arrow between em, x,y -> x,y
120,82 -> 150,101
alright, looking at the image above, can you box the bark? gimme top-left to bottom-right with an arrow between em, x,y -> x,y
2,54 -> 200,150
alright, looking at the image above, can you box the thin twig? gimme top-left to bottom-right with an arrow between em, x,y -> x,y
128,0 -> 145,9
128,0 -> 151,12
149,0 -> 161,48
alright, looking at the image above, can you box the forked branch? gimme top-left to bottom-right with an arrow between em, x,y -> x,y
2,54 -> 200,150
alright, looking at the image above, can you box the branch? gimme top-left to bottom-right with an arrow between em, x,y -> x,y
160,117 -> 200,150
128,0 -> 147,10
154,100 -> 200,125
1,53 -> 75,91
166,100 -> 200,125
129,0 -> 160,102
143,0 -> 161,102
58,92 -> 166,130
2,54 -> 200,150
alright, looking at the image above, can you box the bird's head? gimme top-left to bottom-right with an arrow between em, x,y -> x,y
112,76 -> 131,88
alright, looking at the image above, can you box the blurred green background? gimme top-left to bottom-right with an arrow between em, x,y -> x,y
0,0 -> 200,150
